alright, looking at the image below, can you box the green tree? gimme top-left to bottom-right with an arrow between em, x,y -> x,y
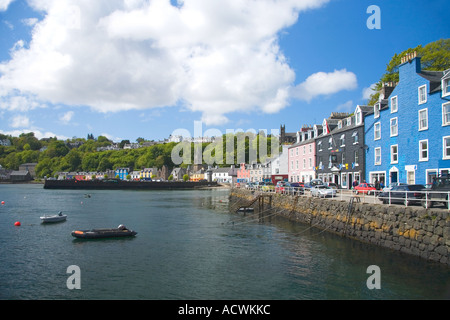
46,140 -> 69,158
367,39 -> 450,105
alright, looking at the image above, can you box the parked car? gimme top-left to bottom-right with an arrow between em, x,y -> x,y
275,181 -> 292,194
382,182 -> 407,192
422,175 -> 450,208
378,184 -> 425,205
310,185 -> 337,198
354,183 -> 377,195
261,182 -> 274,192
304,179 -> 324,190
290,182 -> 305,195
245,182 -> 256,189
325,182 -> 339,189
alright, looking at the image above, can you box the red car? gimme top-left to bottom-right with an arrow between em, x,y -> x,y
354,183 -> 377,195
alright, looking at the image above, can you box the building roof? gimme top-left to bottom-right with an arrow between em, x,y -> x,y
418,70 -> 444,93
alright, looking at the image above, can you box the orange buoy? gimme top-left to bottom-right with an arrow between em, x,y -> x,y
14,221 -> 21,226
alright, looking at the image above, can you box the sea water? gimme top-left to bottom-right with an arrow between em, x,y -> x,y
0,184 -> 449,299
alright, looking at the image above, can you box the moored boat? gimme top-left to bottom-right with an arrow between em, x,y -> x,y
40,211 -> 67,223
71,225 -> 137,239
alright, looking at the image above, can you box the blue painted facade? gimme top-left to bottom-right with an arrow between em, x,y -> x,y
115,167 -> 130,180
364,56 -> 450,187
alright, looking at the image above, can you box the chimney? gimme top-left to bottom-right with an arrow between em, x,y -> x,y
379,82 -> 397,100
400,51 -> 417,64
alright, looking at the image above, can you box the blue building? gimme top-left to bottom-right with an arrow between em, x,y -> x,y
115,167 -> 130,180
364,52 -> 450,187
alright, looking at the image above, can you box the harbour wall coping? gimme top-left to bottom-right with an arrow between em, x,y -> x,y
230,189 -> 450,266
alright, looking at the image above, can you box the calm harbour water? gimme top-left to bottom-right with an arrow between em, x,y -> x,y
0,184 -> 449,300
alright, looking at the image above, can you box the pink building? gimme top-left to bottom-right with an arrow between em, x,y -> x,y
236,163 -> 250,183
288,127 -> 317,183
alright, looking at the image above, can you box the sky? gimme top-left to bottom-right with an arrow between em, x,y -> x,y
0,0 -> 448,143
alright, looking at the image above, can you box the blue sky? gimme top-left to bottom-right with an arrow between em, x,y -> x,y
0,0 -> 448,142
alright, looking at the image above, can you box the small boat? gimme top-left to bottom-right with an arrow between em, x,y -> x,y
71,224 -> 137,239
40,211 -> 67,223
237,207 -> 254,212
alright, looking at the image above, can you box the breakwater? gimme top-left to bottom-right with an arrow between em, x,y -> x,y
230,189 -> 450,266
43,179 -> 218,190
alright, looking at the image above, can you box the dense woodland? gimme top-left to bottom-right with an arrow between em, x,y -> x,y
0,132 -> 278,178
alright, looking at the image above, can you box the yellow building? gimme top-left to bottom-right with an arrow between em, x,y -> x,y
140,168 -> 157,180
190,169 -> 205,181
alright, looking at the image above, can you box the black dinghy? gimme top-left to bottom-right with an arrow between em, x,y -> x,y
71,225 -> 137,239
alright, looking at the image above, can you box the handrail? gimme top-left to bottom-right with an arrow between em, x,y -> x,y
237,184 -> 449,210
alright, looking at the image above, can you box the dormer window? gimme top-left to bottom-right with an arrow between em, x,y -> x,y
374,103 -> 380,118
347,117 -> 352,126
355,108 -> 361,125
338,121 -> 342,129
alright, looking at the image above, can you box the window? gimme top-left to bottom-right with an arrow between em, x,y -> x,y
303,159 -> 306,169
352,131 -> 358,144
374,103 -> 380,118
303,146 -> 306,155
443,102 -> 450,126
309,158 -> 312,168
296,148 -> 298,156
442,78 -> 450,97
354,150 -> 359,164
338,121 -> 342,129
341,152 -> 345,164
328,137 -> 333,149
419,140 -> 428,161
340,134 -> 345,147
296,160 -> 299,170
375,147 -> 381,165
391,96 -> 398,113
418,108 -> 428,131
443,136 -> 450,160
318,141 -> 322,151
355,108 -> 362,125
390,118 -> 398,136
374,122 -> 381,140
328,155 -> 332,168
291,161 -> 293,170
391,145 -> 398,164
309,144 -> 312,153
418,85 -> 427,104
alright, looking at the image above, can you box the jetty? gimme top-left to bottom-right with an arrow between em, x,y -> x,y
43,179 -> 218,190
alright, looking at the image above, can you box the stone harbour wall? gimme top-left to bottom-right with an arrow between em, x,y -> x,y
230,189 -> 450,266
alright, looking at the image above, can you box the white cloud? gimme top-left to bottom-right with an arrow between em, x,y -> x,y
0,128 -> 69,140
0,0 -> 339,125
0,0 -> 14,11
60,110 -> 74,123
362,83 -> 377,100
10,115 -> 30,128
291,69 -> 358,102
336,100 -> 353,112
22,18 -> 39,27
